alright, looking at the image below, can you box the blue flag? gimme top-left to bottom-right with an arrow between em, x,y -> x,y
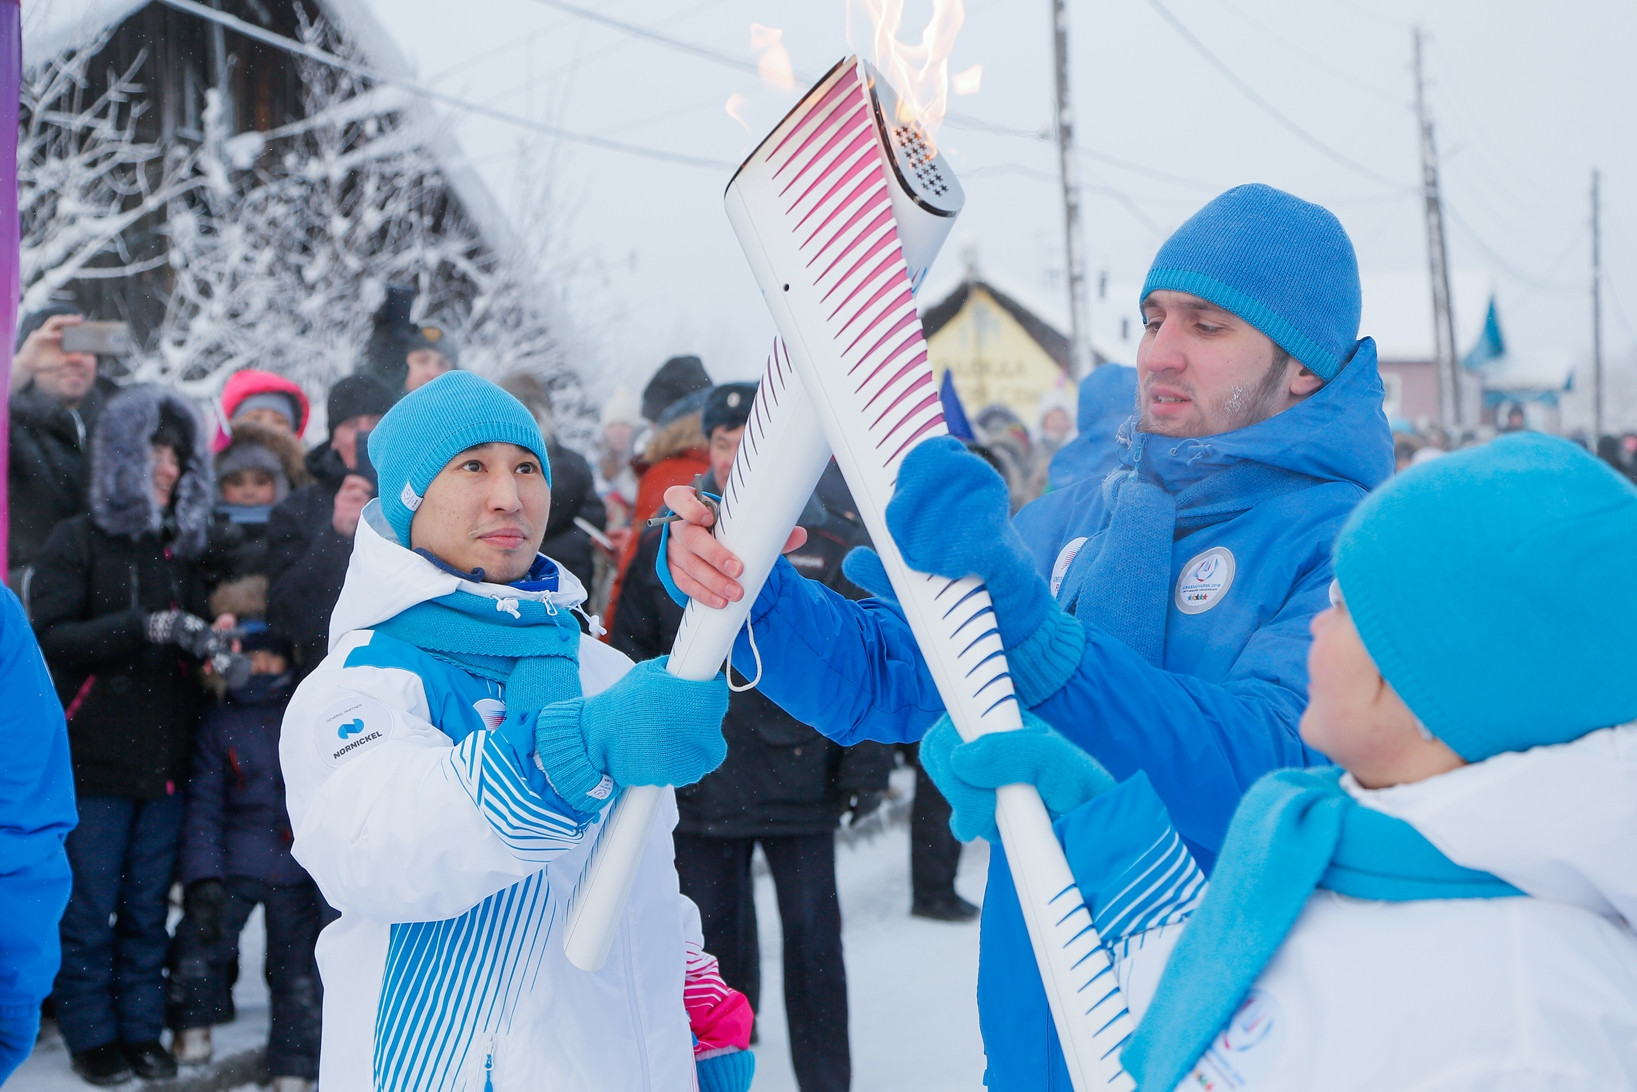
1461,296 -> 1506,374
939,369 -> 976,441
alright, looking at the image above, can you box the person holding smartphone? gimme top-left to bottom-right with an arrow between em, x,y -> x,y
7,305 -> 122,580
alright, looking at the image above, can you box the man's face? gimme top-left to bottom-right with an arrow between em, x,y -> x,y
708,426 -> 744,486
331,414 -> 383,471
404,349 -> 453,393
1136,290 -> 1322,437
221,468 -> 276,507
33,337 -> 97,406
1041,407 -> 1072,441
411,442 -> 550,584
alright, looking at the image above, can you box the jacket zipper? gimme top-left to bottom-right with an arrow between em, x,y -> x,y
483,1042 -> 495,1092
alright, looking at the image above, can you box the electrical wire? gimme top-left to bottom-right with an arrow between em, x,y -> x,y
153,0 -> 736,171
1212,0 -> 1401,101
1144,0 -> 1413,192
1444,206 -> 1582,294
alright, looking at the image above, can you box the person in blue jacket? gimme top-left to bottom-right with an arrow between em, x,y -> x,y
0,584 -> 77,1081
659,184 -> 1394,1079
1044,361 -> 1137,493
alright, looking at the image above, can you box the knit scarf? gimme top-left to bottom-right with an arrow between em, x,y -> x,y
1056,460 -> 1316,667
1123,766 -> 1522,1091
372,584 -> 583,718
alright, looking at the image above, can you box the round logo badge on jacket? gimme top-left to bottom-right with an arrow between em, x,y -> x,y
1175,546 -> 1236,615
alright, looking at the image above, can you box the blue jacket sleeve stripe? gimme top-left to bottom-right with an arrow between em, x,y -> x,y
449,732 -> 594,862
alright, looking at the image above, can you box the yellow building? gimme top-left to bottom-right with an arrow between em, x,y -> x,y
922,279 -> 1076,426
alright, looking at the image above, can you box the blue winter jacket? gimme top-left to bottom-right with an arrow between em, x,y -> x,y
0,586 -> 76,1081
179,674 -> 313,888
1045,362 -> 1137,492
732,338 -> 1391,864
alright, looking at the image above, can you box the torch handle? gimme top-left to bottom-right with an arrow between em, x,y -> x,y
561,343 -> 831,972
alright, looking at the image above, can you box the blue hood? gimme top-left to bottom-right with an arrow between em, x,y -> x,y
1047,363 -> 1139,492
1121,337 -> 1393,494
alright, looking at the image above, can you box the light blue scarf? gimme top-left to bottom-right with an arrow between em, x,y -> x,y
1057,459 -> 1315,666
372,576 -> 583,716
1123,766 -> 1522,1090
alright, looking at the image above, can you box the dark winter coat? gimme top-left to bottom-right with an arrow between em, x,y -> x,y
6,376 -> 117,572
179,674 -> 309,887
540,440 -> 607,593
608,465 -> 891,838
29,385 -> 215,800
265,445 -> 353,678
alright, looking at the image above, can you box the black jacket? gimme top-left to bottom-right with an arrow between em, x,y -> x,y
540,440 -> 607,593
28,384 -> 216,800
265,446 -> 352,678
6,377 -> 116,571
608,465 -> 891,838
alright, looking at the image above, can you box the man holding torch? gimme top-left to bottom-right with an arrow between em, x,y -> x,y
280,372 -> 754,1091
661,184 -> 1394,1082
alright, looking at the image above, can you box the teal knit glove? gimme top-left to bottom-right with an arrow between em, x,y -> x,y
918,710 -> 1116,843
534,658 -> 729,812
695,1048 -> 755,1092
884,438 -> 1085,705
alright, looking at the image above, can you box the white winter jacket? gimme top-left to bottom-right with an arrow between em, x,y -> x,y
281,502 -> 699,1091
1112,725 -> 1637,1091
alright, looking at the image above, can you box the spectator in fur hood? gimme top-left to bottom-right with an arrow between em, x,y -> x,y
29,385 -> 232,1086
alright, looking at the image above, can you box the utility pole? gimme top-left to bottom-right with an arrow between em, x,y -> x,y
1592,169 -> 1605,442
1051,0 -> 1093,379
1413,28 -> 1461,428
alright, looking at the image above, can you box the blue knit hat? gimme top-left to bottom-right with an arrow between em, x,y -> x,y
1141,184 -> 1361,381
367,371 -> 550,545
1333,433 -> 1637,762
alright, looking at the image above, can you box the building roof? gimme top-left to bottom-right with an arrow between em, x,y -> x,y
22,0 -> 513,257
921,278 -> 1071,372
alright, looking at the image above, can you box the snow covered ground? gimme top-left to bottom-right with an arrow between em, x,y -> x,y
9,784 -> 990,1090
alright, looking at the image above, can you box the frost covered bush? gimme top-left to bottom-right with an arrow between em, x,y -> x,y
18,16 -> 592,444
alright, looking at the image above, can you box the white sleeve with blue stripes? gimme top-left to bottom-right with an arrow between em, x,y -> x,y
1057,772 -> 1207,1020
282,647 -> 598,924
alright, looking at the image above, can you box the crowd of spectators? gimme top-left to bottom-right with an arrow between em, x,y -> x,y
7,285 -> 1635,1090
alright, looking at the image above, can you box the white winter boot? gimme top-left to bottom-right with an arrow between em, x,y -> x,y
271,1077 -> 315,1092
172,1026 -> 212,1064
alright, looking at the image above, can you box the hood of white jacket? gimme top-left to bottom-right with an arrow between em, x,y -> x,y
328,499 -> 590,651
1350,722 -> 1637,928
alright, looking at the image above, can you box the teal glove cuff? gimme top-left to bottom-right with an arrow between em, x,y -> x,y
1005,604 -> 1086,707
533,700 -> 617,812
920,710 -> 1115,843
695,1048 -> 756,1092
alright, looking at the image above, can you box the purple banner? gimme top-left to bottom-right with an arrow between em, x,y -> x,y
0,0 -> 18,580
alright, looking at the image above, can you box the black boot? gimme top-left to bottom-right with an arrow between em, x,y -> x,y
69,1043 -> 133,1086
911,893 -> 980,922
124,1039 -> 179,1080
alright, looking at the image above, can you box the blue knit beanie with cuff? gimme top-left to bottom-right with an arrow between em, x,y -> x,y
1333,432 -> 1637,762
368,371 -> 550,545
1141,183 -> 1362,381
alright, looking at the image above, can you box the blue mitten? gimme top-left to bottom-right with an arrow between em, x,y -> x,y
841,546 -> 898,604
695,1048 -> 756,1092
534,658 -> 728,811
918,710 -> 1116,843
885,437 -> 1084,704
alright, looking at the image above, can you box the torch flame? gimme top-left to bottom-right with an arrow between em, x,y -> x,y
846,0 -> 968,143
725,91 -> 751,130
750,23 -> 796,90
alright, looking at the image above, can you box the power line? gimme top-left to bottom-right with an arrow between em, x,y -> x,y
154,0 -> 735,171
1212,0 -> 1400,100
1444,205 -> 1581,294
1144,0 -> 1413,192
